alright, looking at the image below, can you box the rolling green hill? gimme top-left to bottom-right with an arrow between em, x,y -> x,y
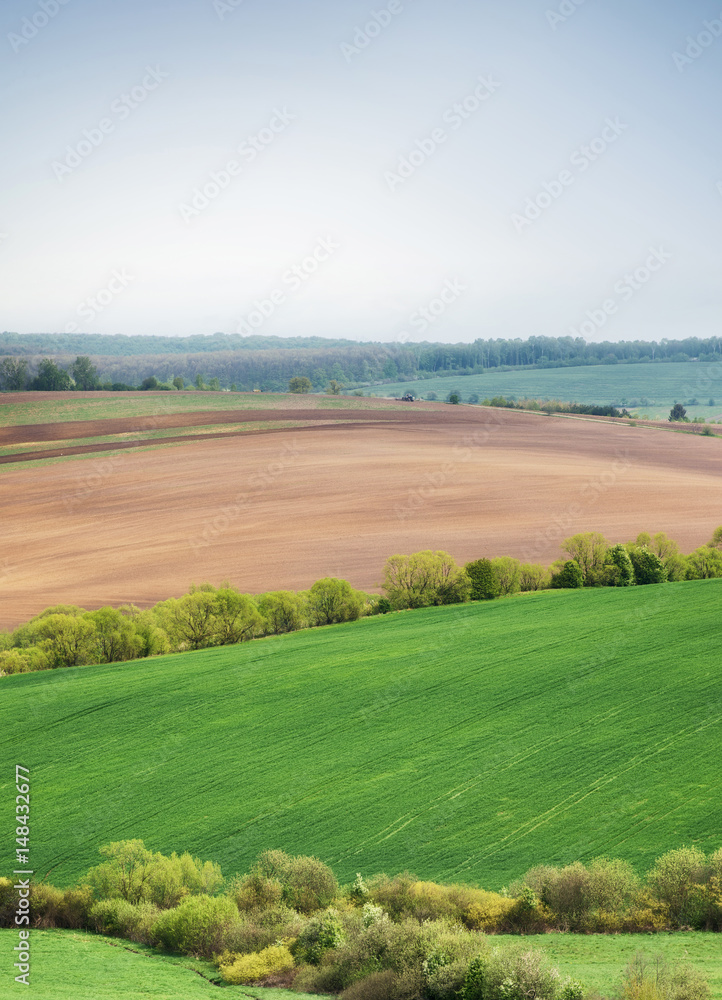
2,582 -> 720,890
368,362 -> 722,421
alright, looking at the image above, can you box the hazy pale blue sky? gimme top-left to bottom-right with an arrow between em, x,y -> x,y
1,0 -> 720,343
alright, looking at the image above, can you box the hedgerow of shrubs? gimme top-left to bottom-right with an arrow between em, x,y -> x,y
3,841 -> 721,999
2,527 -> 721,678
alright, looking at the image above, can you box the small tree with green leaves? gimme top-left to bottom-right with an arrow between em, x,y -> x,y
33,358 -> 72,391
384,551 -> 471,609
550,560 -> 584,589
490,556 -> 522,596
289,376 -> 312,393
85,607 -> 142,663
157,590 -> 218,650
669,403 -> 687,422
627,546 -> 667,585
71,356 -> 100,390
0,357 -> 28,390
604,544 -> 635,586
647,846 -> 710,927
212,588 -> 263,644
518,563 -> 551,591
257,591 -> 307,634
563,532 -> 610,583
645,532 -> 686,581
307,578 -> 365,625
31,614 -> 97,667
685,546 -> 722,580
465,559 -> 500,600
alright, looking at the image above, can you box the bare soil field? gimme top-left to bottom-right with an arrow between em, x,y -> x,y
1,404 -> 720,628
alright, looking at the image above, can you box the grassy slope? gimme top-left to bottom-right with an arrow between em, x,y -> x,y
1,582 -> 720,890
0,929 -> 331,1000
528,933 -> 722,998
368,363 -> 722,420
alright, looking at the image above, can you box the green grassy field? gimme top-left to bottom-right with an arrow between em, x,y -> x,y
2,582 -> 720,891
368,363 -> 722,421
0,928 -> 332,999
0,391 -> 420,428
1,929 -> 720,1000
528,932 -> 722,998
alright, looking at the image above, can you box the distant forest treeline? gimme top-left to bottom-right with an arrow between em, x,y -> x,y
1,332 -> 721,392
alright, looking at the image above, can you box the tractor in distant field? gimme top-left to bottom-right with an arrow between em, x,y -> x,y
400,392 -> 416,402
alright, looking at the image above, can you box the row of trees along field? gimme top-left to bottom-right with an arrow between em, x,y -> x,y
2,841 -> 720,995
1,331 -> 722,391
2,529 -> 720,677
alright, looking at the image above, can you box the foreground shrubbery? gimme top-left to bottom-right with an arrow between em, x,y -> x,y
2,841 -> 718,1000
2,528 -> 721,677
2,842 -> 719,998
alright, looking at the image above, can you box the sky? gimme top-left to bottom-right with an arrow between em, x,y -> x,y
1,0 -> 721,344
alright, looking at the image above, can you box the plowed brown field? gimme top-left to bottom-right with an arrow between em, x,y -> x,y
1,404 -> 720,628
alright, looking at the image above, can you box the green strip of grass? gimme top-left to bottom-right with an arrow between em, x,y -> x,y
526,932 -> 722,999
0,392 -> 426,428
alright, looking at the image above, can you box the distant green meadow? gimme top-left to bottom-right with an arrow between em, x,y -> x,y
2,582 -> 720,891
368,362 -> 722,421
0,391 -> 418,428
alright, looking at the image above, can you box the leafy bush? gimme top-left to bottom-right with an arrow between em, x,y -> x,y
563,532 -> 610,583
295,908 -> 345,964
484,944 -> 560,1000
229,871 -> 284,911
490,557 -> 521,597
340,969 -> 396,1000
463,891 -> 516,932
86,839 -> 222,908
257,591 -> 307,634
28,883 -> 94,930
647,846 -> 709,927
362,902 -> 388,927
307,578 -> 367,626
252,850 -> 338,914
219,943 -> 294,984
518,563 -> 551,592
627,546 -> 668,585
366,874 -> 417,921
383,552 -> 471,609
90,898 -> 160,942
685,547 -> 722,580
621,955 -> 710,1000
465,559 -> 500,601
152,894 -> 243,957
0,648 -> 49,675
550,560 -> 584,589
586,857 -> 640,913
604,544 -> 636,586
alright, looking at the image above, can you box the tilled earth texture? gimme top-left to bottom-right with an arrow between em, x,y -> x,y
1,396 -> 720,627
